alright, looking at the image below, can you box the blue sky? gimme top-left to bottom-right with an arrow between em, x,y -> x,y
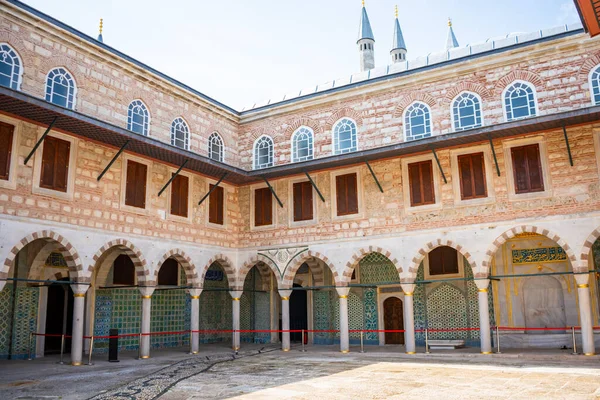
22,0 -> 580,110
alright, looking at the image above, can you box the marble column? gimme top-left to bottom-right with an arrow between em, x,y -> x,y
400,283 -> 416,354
336,287 -> 351,353
279,289 -> 292,351
575,274 -> 596,356
188,288 -> 202,354
139,286 -> 155,359
230,290 -> 242,350
475,279 -> 492,354
70,284 -> 89,366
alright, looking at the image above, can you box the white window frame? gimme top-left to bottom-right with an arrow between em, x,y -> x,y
331,117 -> 358,155
502,80 -> 538,122
288,176 -> 317,227
31,129 -> 78,201
449,144 -> 496,207
0,114 -> 21,190
208,132 -> 225,162
45,67 -> 77,110
502,135 -> 552,201
0,43 -> 23,90
253,135 -> 274,170
588,65 -> 600,106
451,92 -> 484,132
250,181 -> 277,231
170,117 -> 190,150
291,126 -> 314,163
403,101 -> 432,141
401,152 -> 442,213
330,166 -> 363,221
166,169 -> 194,224
119,153 -> 152,215
127,99 -> 150,136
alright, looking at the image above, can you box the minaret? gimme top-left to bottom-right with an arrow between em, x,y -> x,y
390,5 -> 407,63
445,18 -> 459,50
97,18 -> 104,43
357,1 -> 375,72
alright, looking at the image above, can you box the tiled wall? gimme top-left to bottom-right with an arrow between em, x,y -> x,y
0,285 -> 39,359
93,289 -> 141,353
240,268 -> 271,344
199,264 -> 232,344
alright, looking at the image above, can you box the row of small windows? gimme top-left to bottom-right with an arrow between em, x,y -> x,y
253,82 -> 537,169
360,43 -> 373,51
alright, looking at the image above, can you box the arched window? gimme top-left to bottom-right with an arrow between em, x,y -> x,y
208,132 -> 224,162
404,102 -> 432,141
452,92 -> 482,131
503,81 -> 537,121
253,135 -> 274,169
171,118 -> 190,150
589,65 -> 600,105
45,67 -> 76,109
332,118 -> 357,154
127,100 -> 149,136
291,126 -> 314,162
0,43 -> 22,90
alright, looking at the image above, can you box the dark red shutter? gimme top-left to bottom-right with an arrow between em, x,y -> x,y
40,136 -> 70,192
421,161 -> 434,205
472,153 -> 487,197
55,139 -> 70,192
209,184 -> 224,225
408,163 -> 421,206
0,122 -> 14,180
158,258 -> 179,285
428,246 -> 459,276
126,160 -> 147,208
40,137 -> 56,189
171,174 -> 180,216
255,187 -> 272,226
511,144 -> 544,194
336,175 -> 347,216
336,173 -> 358,216
171,174 -> 189,217
526,144 -> 544,192
458,153 -> 487,200
293,181 -> 313,221
113,254 -> 135,285
409,161 -> 435,206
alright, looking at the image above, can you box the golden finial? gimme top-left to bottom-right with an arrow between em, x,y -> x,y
448,17 -> 452,27
99,18 -> 103,35
395,5 -> 398,18
362,0 -> 365,7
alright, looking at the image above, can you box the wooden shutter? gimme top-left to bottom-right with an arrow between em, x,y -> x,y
158,258 -> 179,285
408,161 -> 435,206
255,187 -> 272,226
125,160 -> 147,208
458,153 -> 487,200
0,122 -> 14,180
428,246 -> 459,276
112,254 -> 135,285
511,144 -> 544,194
209,184 -> 224,225
171,174 -> 189,217
335,173 -> 358,216
40,136 -> 70,192
293,181 -> 313,221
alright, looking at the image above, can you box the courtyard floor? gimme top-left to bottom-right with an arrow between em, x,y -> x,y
1,345 -> 600,399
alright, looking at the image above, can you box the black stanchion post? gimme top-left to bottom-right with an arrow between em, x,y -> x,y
425,329 -> 430,354
58,334 -> 65,365
108,328 -> 119,362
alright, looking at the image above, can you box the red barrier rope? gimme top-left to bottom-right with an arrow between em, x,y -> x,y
32,333 -> 72,338
497,326 -> 573,331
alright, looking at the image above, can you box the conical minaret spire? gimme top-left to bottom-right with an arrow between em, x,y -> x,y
357,1 -> 375,71
391,5 -> 407,63
445,18 -> 459,50
97,18 -> 104,43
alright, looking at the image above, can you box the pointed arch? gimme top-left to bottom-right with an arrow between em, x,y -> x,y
577,51 -> 600,81
284,117 -> 322,140
340,246 -> 402,286
1,230 -> 83,282
154,249 -> 199,287
325,107 -> 363,131
91,239 -> 149,285
577,227 -> 600,270
408,239 -> 477,278
494,70 -> 543,95
239,253 -> 282,290
393,92 -> 437,118
282,250 -> 340,288
482,225 -> 578,274
200,254 -> 236,289
443,81 -> 492,103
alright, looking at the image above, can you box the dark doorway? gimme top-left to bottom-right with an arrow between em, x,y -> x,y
383,297 -> 404,344
289,283 -> 307,342
44,279 -> 74,354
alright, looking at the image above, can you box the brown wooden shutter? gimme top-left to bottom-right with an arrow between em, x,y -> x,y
0,122 -> 14,180
408,163 -> 421,206
526,144 -> 544,192
158,258 -> 179,285
458,153 -> 487,200
171,174 -> 189,217
458,155 -> 473,199
112,254 -> 135,285
408,161 -> 435,206
40,137 -> 56,189
125,160 -> 147,208
40,136 -> 70,192
255,187 -> 272,226
293,181 -> 313,221
511,144 -> 544,194
421,161 -> 434,204
428,246 -> 459,276
335,175 -> 347,216
209,184 -> 224,225
171,174 -> 180,216
336,173 -> 358,216
55,139 -> 70,192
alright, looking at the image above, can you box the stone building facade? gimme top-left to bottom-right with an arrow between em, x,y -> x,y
0,0 -> 599,365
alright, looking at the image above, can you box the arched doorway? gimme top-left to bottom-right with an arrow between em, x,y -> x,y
44,278 -> 74,354
289,283 -> 307,343
383,297 -> 403,344
523,276 -> 566,334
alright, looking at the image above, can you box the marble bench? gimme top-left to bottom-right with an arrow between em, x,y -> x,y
428,339 -> 466,350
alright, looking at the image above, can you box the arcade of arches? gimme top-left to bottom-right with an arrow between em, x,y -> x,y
0,232 -> 599,363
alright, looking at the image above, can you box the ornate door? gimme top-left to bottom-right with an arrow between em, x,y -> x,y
383,297 -> 404,344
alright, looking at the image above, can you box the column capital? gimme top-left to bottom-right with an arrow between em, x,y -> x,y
574,273 -> 590,286
187,288 -> 203,298
474,279 -> 490,291
70,283 -> 89,296
335,286 -> 351,297
400,282 -> 415,294
139,286 -> 155,298
278,289 -> 293,299
229,290 -> 243,300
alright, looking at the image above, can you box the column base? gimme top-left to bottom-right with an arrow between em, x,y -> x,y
405,351 -> 416,355
140,355 -> 150,359
191,351 -> 199,354
340,350 -> 349,354
584,352 -> 596,356
481,351 -> 492,355
282,348 -> 290,352
71,362 -> 82,366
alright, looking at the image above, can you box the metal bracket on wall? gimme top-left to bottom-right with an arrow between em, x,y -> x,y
97,140 -> 130,181
430,147 -> 447,184
24,116 -> 58,165
562,126 -> 574,166
198,172 -> 228,205
488,135 -> 501,177
305,172 -> 325,202
263,177 -> 283,208
365,161 -> 384,193
158,159 -> 188,196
